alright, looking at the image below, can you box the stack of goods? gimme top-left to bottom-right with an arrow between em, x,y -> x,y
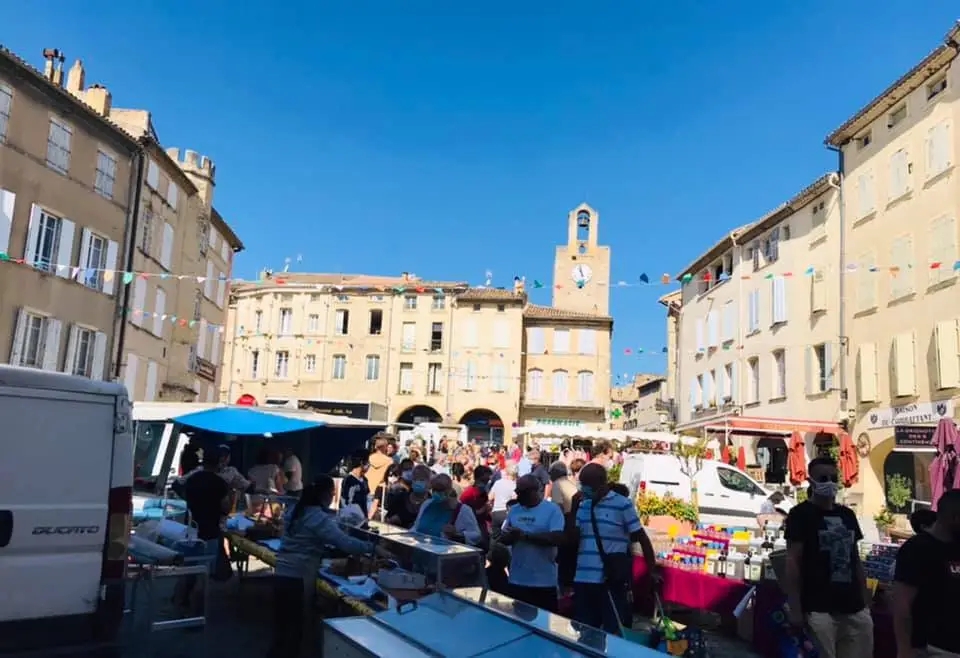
860,542 -> 898,583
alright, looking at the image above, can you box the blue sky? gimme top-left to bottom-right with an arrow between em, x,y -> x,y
5,2 -> 958,384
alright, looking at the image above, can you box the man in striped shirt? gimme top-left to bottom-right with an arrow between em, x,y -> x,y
572,463 -> 658,635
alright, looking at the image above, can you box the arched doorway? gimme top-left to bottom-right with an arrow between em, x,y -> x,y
459,409 -> 504,445
396,405 -> 442,426
883,449 -> 935,513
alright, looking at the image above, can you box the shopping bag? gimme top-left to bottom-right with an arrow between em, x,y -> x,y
769,600 -> 819,658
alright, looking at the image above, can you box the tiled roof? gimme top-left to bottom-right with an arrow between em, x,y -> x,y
457,288 -> 525,302
232,272 -> 469,291
675,222 -> 757,280
0,46 -> 139,150
826,23 -> 960,146
657,290 -> 682,307
523,304 -> 613,324
737,173 -> 838,243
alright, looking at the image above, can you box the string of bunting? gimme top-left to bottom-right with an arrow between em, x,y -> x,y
679,260 -> 960,285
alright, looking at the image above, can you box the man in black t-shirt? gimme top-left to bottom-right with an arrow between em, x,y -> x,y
893,490 -> 960,657
340,450 -> 371,518
783,456 -> 872,658
184,454 -> 230,541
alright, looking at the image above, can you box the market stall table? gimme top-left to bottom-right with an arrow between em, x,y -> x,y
633,557 -> 752,620
225,532 -> 378,617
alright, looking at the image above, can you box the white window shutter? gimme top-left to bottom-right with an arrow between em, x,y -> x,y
688,377 -> 697,410
144,361 -> 158,401
730,362 -> 739,402
103,240 -> 119,295
42,319 -> 62,371
824,342 -> 834,390
92,332 -> 107,380
492,319 -> 509,348
0,189 -> 15,255
894,332 -> 917,397
721,301 -> 734,341
63,325 -> 79,373
935,320 -> 960,389
695,318 -> 704,351
716,367 -> 725,402
857,344 -> 878,403
198,326 -> 207,359
772,276 -> 787,324
464,319 -> 478,347
804,346 -> 812,396
9,308 -> 26,365
146,160 -> 159,188
161,222 -> 174,270
153,289 -> 166,336
124,354 -> 139,399
24,205 -> 42,263
211,331 -> 221,365
216,277 -> 226,308
944,122 -> 953,170
579,328 -> 596,354
132,278 -> 147,327
205,261 -> 214,298
707,311 -> 718,347
57,220 -> 75,277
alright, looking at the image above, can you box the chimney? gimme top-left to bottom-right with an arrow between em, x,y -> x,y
84,84 -> 112,117
513,276 -> 525,295
66,59 -> 85,94
400,272 -> 409,281
41,48 -> 63,83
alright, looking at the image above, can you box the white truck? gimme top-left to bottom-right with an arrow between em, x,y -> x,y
0,366 -> 133,654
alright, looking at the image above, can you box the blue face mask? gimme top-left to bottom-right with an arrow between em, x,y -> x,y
412,481 -> 427,494
580,485 -> 594,498
431,491 -> 447,503
402,470 -> 413,483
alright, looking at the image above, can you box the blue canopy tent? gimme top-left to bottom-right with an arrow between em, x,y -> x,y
169,405 -> 385,484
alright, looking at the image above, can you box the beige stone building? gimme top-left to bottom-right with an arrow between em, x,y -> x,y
826,22 -> 960,515
674,174 -> 845,485
222,204 -> 613,445
61,59 -> 243,402
658,289 -> 682,422
610,374 -> 670,431
0,48 -> 140,378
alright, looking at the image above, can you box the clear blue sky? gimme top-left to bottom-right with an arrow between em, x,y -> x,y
5,2 -> 957,385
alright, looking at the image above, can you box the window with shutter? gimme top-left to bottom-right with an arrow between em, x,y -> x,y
216,278 -> 226,308
723,363 -> 734,400
695,318 -> 705,351
893,332 -> 917,397
747,357 -> 760,403
401,322 -> 416,351
706,311 -> 718,347
889,149 -> 910,200
553,329 -> 570,353
0,188 -> 14,255
152,289 -> 166,337
935,320 -> 960,389
464,361 -> 477,390
704,370 -> 715,405
144,361 -> 159,401
204,261 -> 214,298
857,173 -> 875,218
552,370 -> 568,404
747,289 -> 761,333
927,121 -> 952,179
890,235 -> 915,299
856,252 -> 877,311
578,328 -> 596,354
811,269 -> 827,313
161,222 -> 174,270
491,364 -> 507,392
577,371 -> 594,402
124,354 -> 139,398
929,216 -> 958,287
527,369 -> 544,399
146,160 -> 159,189
527,327 -> 545,354
857,343 -> 878,403
132,278 -> 147,327
721,301 -> 735,342
492,319 -> 510,348
771,276 -> 787,324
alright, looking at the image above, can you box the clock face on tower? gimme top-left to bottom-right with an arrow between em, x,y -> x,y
571,264 -> 593,286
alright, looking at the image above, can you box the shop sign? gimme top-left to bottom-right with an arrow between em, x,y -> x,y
530,419 -> 583,429
297,399 -> 371,418
894,425 -> 937,449
867,400 -> 954,429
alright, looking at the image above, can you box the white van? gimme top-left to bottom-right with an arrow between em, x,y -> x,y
619,452 -> 793,528
0,366 -> 133,653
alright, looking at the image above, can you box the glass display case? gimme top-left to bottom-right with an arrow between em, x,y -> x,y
321,590 -> 664,657
340,522 -> 486,590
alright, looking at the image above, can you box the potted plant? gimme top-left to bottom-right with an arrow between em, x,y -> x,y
637,490 -> 698,537
874,508 -> 895,540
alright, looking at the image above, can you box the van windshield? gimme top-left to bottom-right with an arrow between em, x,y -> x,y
133,421 -> 166,483
717,466 -> 765,496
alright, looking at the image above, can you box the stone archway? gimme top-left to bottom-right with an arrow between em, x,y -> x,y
459,408 -> 504,445
396,404 -> 443,426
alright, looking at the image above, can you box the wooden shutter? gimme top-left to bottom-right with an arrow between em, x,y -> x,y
56,219 -> 75,278
893,332 -> 917,397
41,318 -> 62,371
935,320 -> 960,390
161,222 -> 174,270
63,325 -> 79,374
153,288 -> 166,337
124,354 -> 139,398
857,343 -> 878,403
132,278 -> 147,327
91,332 -> 107,380
103,240 -> 119,294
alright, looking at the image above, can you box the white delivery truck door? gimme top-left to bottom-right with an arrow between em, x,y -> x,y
0,385 -> 115,622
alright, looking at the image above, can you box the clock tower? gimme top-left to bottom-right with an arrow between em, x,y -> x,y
552,203 -> 611,316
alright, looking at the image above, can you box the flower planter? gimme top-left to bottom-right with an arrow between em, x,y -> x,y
645,515 -> 694,538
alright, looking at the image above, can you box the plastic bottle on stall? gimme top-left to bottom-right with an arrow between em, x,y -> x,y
717,549 -> 727,578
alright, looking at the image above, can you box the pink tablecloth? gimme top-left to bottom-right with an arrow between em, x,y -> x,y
633,558 -> 752,618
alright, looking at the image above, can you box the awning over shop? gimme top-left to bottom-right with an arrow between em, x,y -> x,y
681,414 -> 843,436
172,406 -> 326,436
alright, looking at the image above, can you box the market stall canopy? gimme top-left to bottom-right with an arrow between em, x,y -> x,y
172,406 -> 326,435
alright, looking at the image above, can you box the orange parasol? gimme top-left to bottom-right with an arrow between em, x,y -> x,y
787,431 -> 807,485
737,445 -> 746,471
837,432 -> 859,487
720,444 -> 730,464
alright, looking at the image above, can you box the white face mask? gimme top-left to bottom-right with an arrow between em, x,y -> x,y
810,481 -> 838,499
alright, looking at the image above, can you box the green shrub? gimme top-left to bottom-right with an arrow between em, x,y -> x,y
636,490 -> 698,524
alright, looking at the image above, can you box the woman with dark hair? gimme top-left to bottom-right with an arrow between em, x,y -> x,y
270,476 -> 389,658
248,447 -> 286,495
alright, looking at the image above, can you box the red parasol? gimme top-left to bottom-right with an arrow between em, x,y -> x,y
721,444 -> 730,464
930,418 -> 960,510
837,432 -> 859,487
737,445 -> 746,471
787,431 -> 807,485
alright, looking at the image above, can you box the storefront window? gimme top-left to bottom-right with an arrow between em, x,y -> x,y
883,450 -> 935,512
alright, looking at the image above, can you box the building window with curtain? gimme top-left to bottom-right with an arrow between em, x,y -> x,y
577,370 -> 594,402
552,369 -> 568,405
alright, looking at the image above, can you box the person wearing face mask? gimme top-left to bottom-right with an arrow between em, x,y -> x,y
270,476 -> 391,658
499,474 -> 566,612
461,465 -> 494,546
893,490 -> 960,658
784,456 -> 872,658
412,474 -> 482,545
386,464 -> 431,528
